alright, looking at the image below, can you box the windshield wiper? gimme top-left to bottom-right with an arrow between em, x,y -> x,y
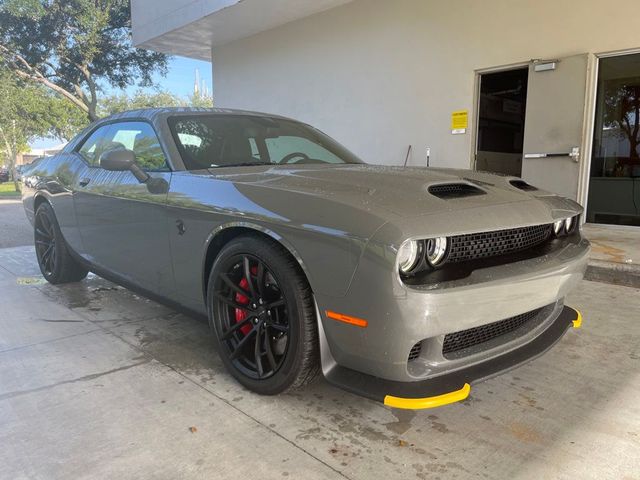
210,161 -> 272,168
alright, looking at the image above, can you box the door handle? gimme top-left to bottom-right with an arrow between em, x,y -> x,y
79,178 -> 91,187
524,147 -> 580,162
568,147 -> 580,162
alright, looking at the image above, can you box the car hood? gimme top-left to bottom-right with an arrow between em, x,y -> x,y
207,164 -> 549,219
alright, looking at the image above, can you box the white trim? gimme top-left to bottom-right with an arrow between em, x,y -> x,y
583,47 -> 640,224
594,46 -> 640,59
577,53 -> 598,209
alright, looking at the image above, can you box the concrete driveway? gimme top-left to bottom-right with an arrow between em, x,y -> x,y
1,244 -> 639,479
0,198 -> 32,248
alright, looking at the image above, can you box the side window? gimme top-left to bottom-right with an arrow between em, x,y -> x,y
77,125 -> 113,166
107,122 -> 169,171
264,136 -> 343,164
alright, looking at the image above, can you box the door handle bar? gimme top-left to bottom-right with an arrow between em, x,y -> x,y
524,147 -> 580,162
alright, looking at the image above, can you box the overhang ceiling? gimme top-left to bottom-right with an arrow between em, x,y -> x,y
132,0 -> 354,61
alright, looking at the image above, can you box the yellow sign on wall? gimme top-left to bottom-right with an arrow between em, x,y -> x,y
451,110 -> 468,134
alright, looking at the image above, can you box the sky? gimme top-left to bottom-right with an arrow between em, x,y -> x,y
30,56 -> 213,150
145,56 -> 213,98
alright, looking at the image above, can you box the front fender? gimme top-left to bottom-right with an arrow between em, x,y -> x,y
204,220 -> 371,299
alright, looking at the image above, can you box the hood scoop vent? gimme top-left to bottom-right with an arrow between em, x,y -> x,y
428,183 -> 486,199
510,179 -> 538,191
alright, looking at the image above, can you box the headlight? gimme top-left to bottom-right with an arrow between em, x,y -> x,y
425,237 -> 448,266
398,240 -> 421,274
553,215 -> 579,237
564,216 -> 574,233
553,220 -> 564,236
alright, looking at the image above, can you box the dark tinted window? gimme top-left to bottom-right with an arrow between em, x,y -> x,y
78,125 -> 113,165
106,122 -> 168,171
77,121 -> 168,170
169,115 -> 363,170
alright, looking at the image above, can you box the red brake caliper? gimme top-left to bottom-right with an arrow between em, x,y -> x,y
234,267 -> 257,336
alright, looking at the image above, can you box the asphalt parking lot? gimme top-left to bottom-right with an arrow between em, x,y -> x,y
1,203 -> 639,479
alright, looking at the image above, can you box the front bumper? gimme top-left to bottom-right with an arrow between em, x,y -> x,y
323,305 -> 581,409
316,237 -> 589,382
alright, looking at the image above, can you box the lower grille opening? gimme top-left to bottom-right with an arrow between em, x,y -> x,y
408,342 -> 422,361
442,307 -> 546,359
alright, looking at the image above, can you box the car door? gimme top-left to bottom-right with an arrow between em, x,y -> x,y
72,120 -> 174,297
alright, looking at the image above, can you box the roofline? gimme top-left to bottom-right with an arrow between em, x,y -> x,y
97,107 -> 300,124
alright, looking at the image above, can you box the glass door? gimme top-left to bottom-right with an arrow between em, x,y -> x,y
588,53 -> 640,226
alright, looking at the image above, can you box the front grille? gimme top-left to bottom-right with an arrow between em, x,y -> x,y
447,224 -> 553,263
408,342 -> 422,361
442,307 -> 543,358
428,183 -> 485,199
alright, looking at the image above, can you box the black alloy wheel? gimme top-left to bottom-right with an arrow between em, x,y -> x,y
34,206 -> 57,277
208,235 -> 319,395
216,253 -> 289,379
34,202 -> 88,284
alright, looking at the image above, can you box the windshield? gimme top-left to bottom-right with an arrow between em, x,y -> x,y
168,114 -> 364,170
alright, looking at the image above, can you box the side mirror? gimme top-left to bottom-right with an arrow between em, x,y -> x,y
99,148 -> 150,184
100,148 -> 135,171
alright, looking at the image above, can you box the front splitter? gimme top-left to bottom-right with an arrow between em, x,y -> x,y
323,305 -> 581,410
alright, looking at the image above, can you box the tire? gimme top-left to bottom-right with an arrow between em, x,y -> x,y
207,234 -> 320,395
34,202 -> 89,284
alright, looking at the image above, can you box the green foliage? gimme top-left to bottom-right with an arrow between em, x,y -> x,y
602,81 -> 640,159
98,90 -> 183,117
0,0 -> 169,120
188,93 -> 214,109
0,181 -> 22,196
0,68 -> 86,189
98,89 -> 214,117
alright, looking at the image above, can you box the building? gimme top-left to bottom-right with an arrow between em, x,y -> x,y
131,0 -> 640,227
16,143 -> 67,166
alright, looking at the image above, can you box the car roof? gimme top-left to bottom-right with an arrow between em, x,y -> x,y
100,107 -> 296,123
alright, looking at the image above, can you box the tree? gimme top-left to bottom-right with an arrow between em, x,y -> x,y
188,92 -> 214,109
0,0 -> 169,121
98,89 -> 183,117
602,80 -> 640,160
98,89 -> 214,117
0,69 -> 84,190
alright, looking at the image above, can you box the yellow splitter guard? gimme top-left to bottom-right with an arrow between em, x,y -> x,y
324,306 -> 583,410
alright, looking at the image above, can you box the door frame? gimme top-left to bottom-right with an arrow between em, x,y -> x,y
583,47 -> 640,224
471,61 -> 530,172
471,55 -> 599,209
473,50 -> 640,211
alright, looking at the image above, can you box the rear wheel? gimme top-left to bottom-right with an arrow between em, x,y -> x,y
34,202 -> 88,284
207,235 -> 319,395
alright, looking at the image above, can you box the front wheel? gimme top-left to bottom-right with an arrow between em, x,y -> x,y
207,235 -> 319,395
34,202 -> 88,284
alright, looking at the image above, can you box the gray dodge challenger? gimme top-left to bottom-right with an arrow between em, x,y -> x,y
22,108 -> 589,409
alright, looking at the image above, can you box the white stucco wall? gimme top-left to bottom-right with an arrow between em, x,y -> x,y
211,0 -> 640,168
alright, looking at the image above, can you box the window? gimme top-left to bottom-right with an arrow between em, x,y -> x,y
77,121 -> 168,170
265,136 -> 344,164
77,125 -> 113,166
169,115 -> 363,170
108,122 -> 168,171
588,53 -> 640,226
